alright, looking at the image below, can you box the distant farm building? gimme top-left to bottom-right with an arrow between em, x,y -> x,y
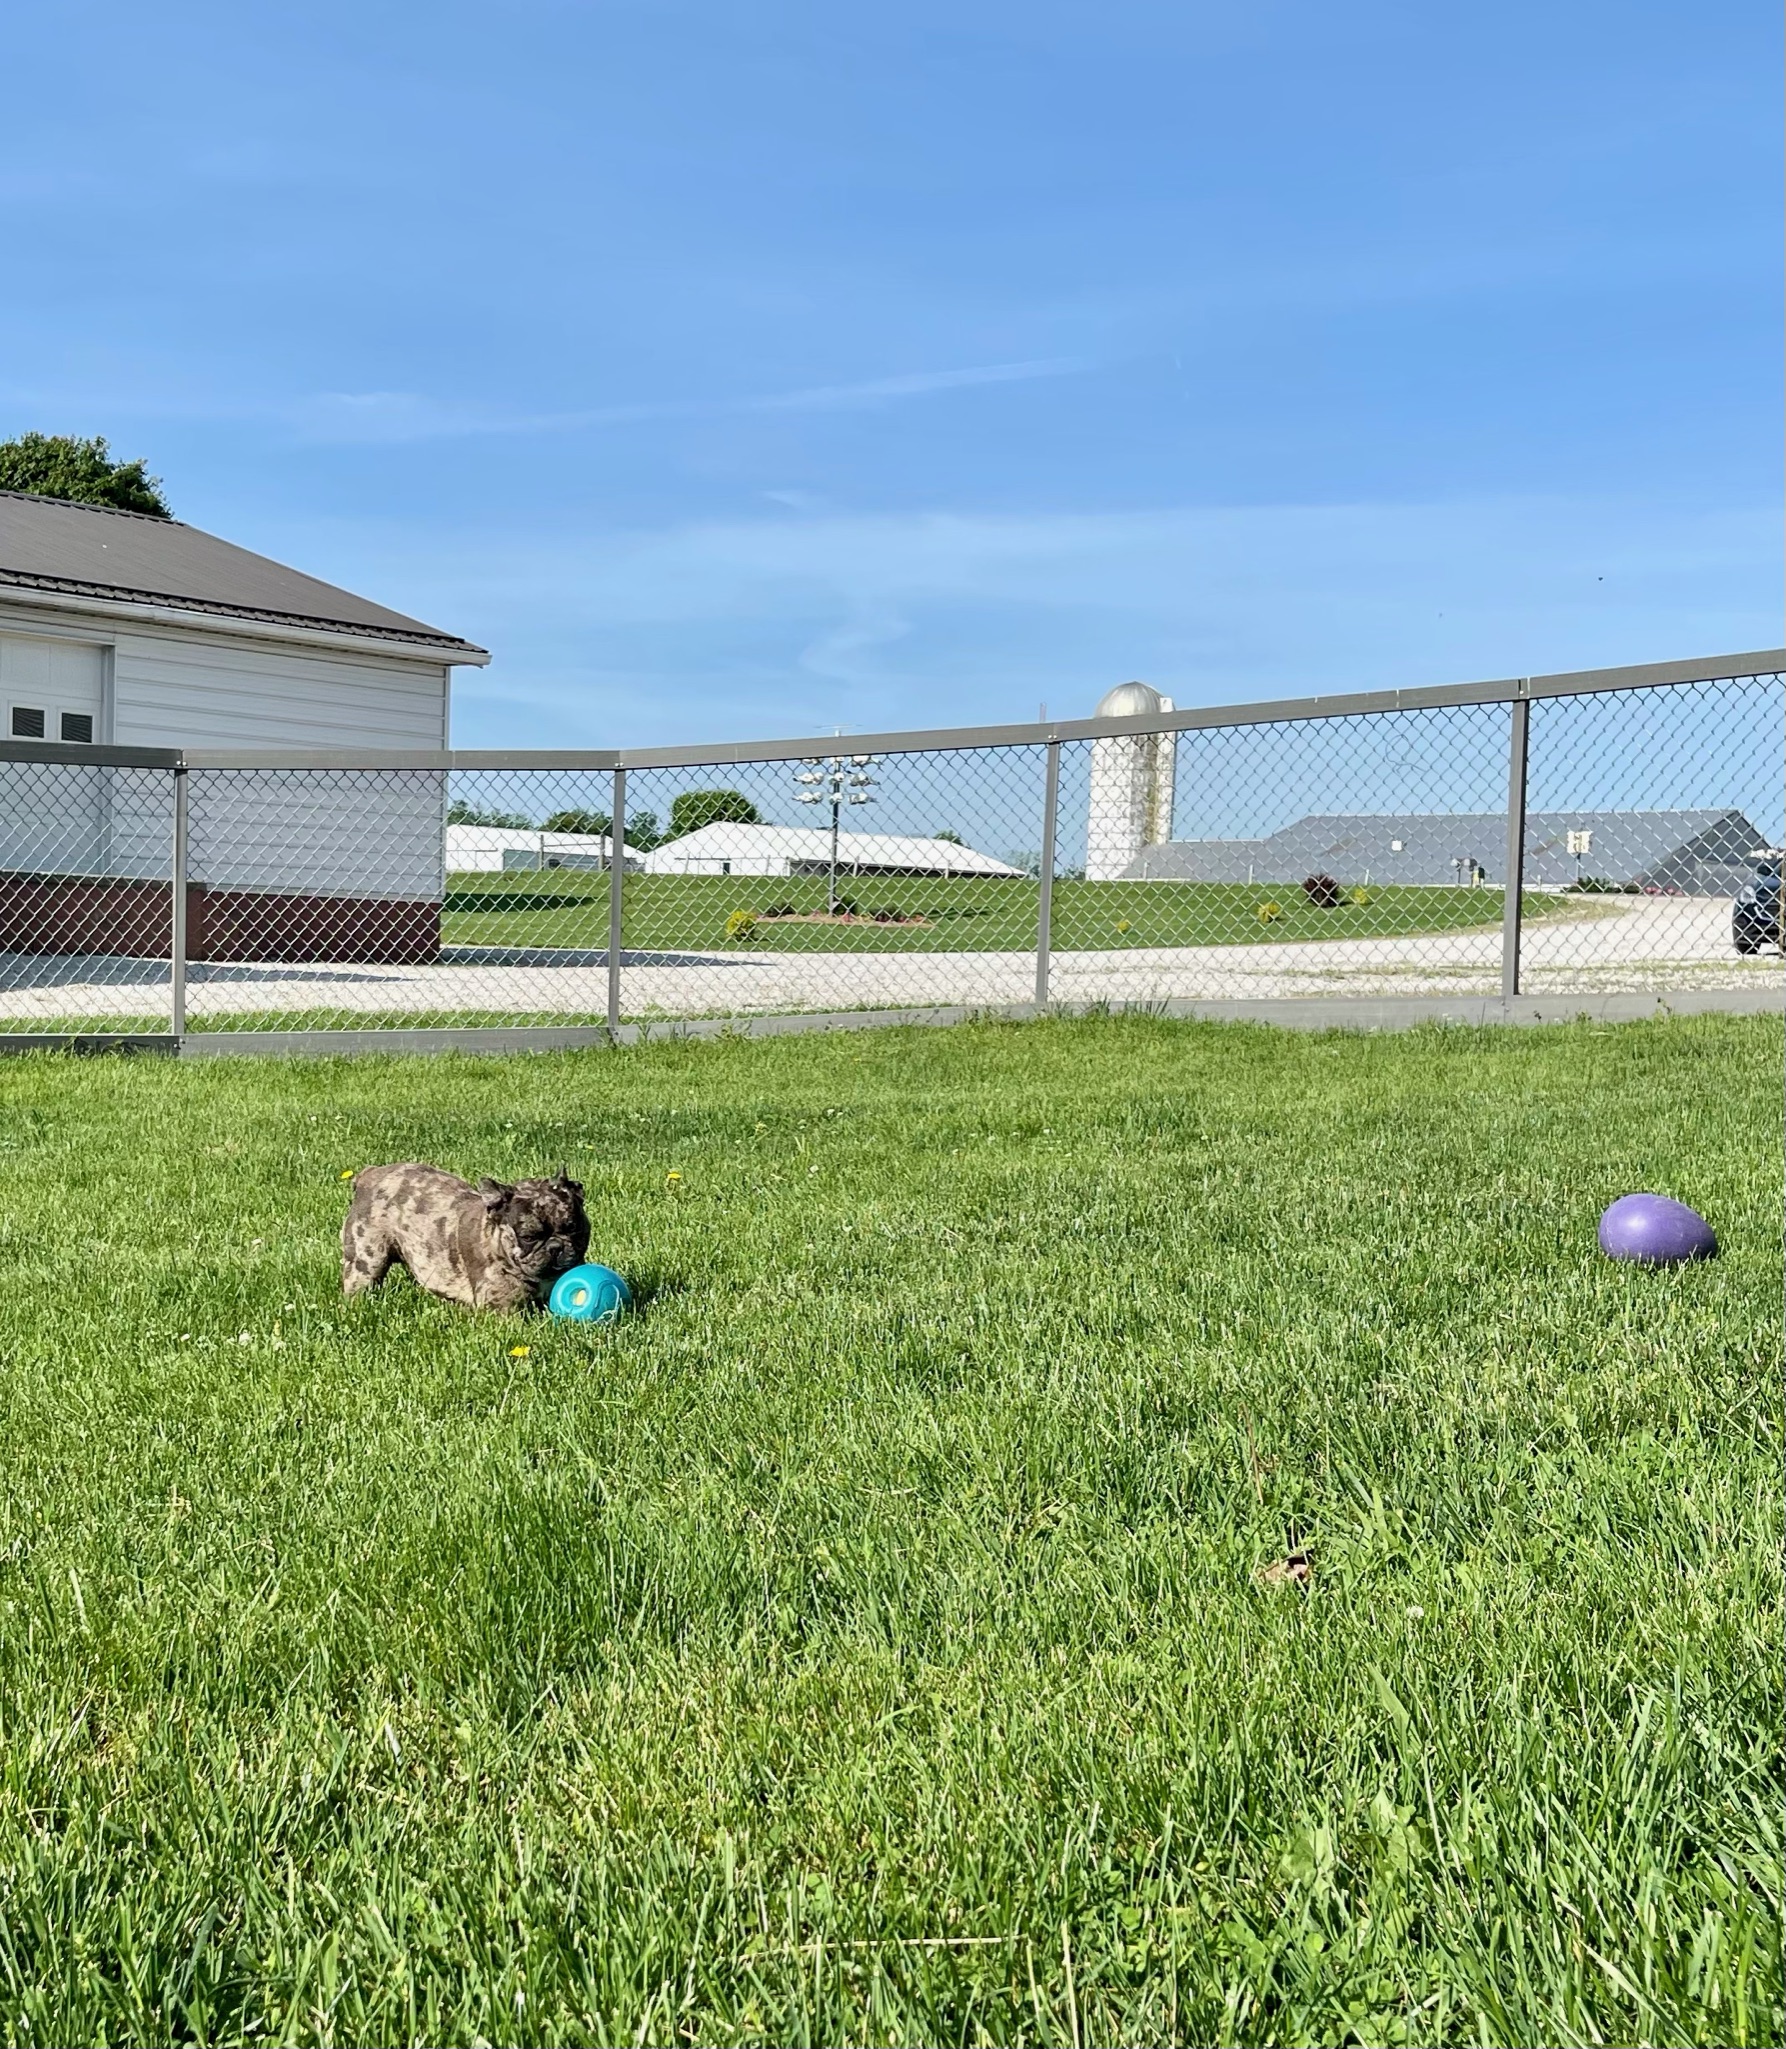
640,822 -> 1024,879
446,824 -> 624,873
1121,810 -> 1772,894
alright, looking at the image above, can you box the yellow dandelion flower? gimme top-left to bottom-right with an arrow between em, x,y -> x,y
340,1169 -> 356,1181
509,1346 -> 530,1358
665,1170 -> 683,1188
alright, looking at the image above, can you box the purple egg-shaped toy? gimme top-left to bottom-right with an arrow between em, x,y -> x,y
1598,1193 -> 1718,1266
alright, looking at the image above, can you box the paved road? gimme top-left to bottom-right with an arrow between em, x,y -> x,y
3,896 -> 1779,1027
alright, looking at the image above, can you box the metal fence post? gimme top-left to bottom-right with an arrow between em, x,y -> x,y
1035,739 -> 1060,1007
606,766 -> 626,1036
169,763 -> 189,1038
1501,692 -> 1530,999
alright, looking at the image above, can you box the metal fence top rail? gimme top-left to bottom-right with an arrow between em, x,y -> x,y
1,646 -> 1780,772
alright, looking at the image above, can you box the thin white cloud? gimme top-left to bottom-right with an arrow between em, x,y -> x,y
298,357 -> 1088,444
743,358 -> 1084,414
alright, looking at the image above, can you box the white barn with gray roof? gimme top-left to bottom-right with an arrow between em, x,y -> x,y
0,491 -> 487,961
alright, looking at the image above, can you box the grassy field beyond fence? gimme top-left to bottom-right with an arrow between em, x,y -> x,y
0,1013 -> 1777,2042
443,870 -> 1568,954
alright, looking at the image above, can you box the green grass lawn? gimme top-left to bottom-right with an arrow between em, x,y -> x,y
444,871 -> 1567,955
0,1015 -> 1777,2044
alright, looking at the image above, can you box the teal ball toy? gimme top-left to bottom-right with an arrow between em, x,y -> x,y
548,1262 -> 632,1323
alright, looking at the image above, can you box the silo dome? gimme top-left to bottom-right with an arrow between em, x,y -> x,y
1095,680 -> 1165,718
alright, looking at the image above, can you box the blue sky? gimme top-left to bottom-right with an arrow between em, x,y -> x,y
3,0 -> 1778,746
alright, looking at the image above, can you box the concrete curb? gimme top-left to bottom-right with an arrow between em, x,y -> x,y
5,982 -> 1771,1058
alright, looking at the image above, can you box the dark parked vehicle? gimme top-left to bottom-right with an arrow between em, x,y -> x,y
1732,857 -> 1784,954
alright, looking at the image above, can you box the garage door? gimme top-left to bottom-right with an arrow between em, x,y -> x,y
0,634 -> 108,875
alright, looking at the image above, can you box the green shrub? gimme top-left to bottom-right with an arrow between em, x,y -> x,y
724,909 -> 758,943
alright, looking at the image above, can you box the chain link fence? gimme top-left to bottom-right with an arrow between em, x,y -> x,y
0,753 -> 175,1036
2,656 -> 1780,1046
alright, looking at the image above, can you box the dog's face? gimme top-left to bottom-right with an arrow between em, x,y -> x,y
479,1170 -> 590,1286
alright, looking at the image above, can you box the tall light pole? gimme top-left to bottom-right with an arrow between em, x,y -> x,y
795,753 -> 878,913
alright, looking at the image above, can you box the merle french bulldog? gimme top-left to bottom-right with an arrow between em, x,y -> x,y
342,1162 -> 589,1312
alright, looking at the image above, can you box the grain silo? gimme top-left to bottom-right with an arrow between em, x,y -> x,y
1085,680 -> 1176,881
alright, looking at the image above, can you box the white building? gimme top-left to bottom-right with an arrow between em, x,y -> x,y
0,490 -> 487,959
445,824 -> 624,873
1085,680 -> 1176,881
640,821 -> 1024,879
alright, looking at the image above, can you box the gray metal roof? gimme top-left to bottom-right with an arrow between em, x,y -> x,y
0,490 -> 486,657
1124,809 -> 1772,890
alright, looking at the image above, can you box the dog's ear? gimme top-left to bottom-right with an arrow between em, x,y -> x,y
477,1177 -> 511,1214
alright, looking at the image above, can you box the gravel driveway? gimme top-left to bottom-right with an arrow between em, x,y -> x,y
4,895 -> 1779,1027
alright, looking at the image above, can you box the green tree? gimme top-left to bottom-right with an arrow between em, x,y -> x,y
933,829 -> 963,844
624,811 -> 662,852
667,788 -> 761,839
543,808 -> 612,836
447,798 -> 534,829
0,433 -> 171,517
